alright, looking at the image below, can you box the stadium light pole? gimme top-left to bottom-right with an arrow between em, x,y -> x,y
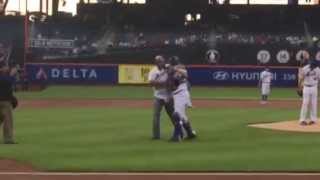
25,0 -> 27,14
24,7 -> 29,72
46,0 -> 49,15
40,0 -> 43,13
19,0 -> 21,13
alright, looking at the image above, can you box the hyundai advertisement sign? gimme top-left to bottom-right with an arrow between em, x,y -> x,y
26,63 -> 118,84
187,66 -> 298,87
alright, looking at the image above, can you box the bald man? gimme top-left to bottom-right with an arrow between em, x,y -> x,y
148,55 -> 174,140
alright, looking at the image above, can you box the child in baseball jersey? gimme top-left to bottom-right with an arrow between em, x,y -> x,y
299,60 -> 320,125
259,68 -> 273,104
168,60 -> 196,142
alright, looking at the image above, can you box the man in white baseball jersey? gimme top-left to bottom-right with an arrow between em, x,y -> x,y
299,60 -> 320,126
148,55 -> 174,139
259,67 -> 273,104
167,57 -> 196,142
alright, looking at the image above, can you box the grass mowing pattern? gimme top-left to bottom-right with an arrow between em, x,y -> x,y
16,86 -> 299,100
0,106 -> 319,172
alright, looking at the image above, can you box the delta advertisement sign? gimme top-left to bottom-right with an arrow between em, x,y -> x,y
25,63 -> 118,84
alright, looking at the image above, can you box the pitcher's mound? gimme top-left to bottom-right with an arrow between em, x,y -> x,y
249,120 -> 320,133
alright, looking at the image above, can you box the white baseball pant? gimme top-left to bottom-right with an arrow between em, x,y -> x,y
261,83 -> 271,95
173,90 -> 192,123
300,86 -> 318,122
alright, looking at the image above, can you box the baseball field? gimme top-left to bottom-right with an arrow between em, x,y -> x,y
0,85 -> 319,173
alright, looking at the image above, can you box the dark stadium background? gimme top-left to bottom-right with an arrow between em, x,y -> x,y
2,0 -> 320,66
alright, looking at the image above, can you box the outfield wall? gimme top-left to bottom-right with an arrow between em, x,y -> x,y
25,63 -> 298,87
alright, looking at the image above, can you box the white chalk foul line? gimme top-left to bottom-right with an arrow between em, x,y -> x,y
1,172 -> 320,176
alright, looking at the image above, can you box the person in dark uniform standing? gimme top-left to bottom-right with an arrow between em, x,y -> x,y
0,65 -> 17,144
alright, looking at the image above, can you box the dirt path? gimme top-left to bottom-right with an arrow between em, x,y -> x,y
1,172 -> 320,180
0,159 -> 34,172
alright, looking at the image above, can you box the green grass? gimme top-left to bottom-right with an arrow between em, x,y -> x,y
16,85 -> 299,100
0,85 -> 316,172
1,107 -> 319,172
